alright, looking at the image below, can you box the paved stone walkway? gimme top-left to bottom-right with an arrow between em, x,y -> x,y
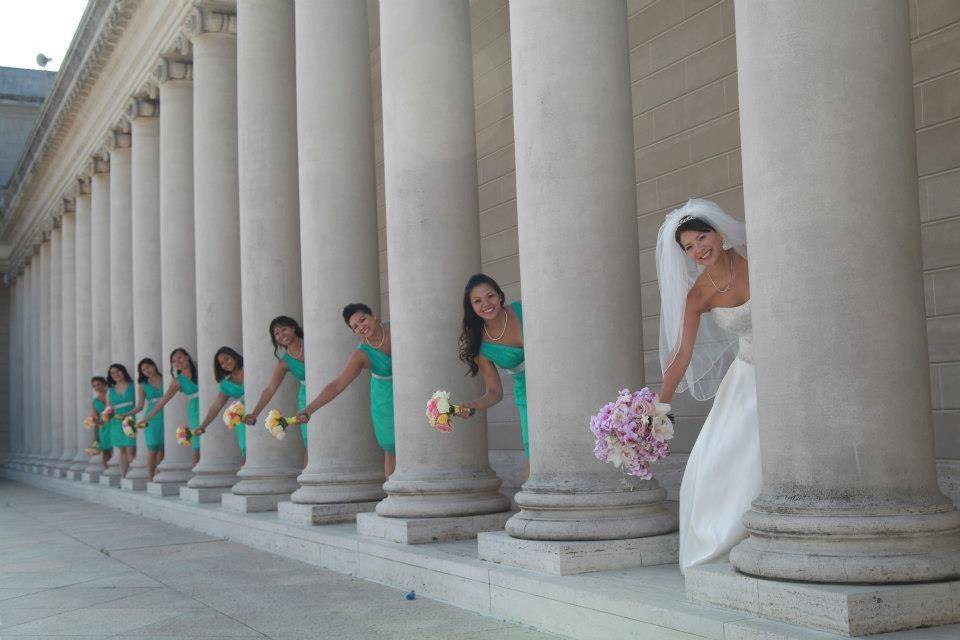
0,480 -> 560,640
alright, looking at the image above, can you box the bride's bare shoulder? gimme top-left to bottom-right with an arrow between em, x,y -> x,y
686,277 -> 713,313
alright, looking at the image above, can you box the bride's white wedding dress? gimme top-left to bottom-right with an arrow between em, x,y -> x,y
679,299 -> 762,573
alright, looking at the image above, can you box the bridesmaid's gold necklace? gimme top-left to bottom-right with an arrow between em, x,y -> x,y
484,308 -> 509,342
366,324 -> 386,349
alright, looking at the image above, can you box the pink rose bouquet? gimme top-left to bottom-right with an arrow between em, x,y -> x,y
589,387 -> 673,480
426,390 -> 461,433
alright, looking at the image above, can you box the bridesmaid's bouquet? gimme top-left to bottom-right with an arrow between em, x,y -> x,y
222,401 -> 245,429
176,424 -> 193,446
121,416 -> 139,438
265,409 -> 298,440
83,416 -> 96,430
100,406 -> 115,422
84,440 -> 101,456
426,390 -> 462,433
589,387 -> 674,480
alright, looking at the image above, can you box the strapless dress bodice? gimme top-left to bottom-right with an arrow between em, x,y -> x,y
711,300 -> 753,364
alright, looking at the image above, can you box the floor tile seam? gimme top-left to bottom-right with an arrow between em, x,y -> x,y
0,586 -> 163,612
105,538 -> 227,553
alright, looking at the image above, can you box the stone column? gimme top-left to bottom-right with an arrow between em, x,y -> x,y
225,0 -> 303,514
59,199 -> 78,476
722,2 -> 960,584
476,0 -> 676,574
8,271 -> 22,464
26,252 -> 40,466
47,224 -> 64,475
184,2 -> 242,503
89,155 -> 116,480
148,48 -> 198,496
108,126 -> 134,372
281,0 -> 385,524
356,0 -> 510,544
73,179 -> 96,479
38,236 -> 53,470
123,93 -> 162,490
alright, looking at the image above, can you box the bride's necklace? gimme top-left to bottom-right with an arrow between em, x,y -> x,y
483,308 -> 509,342
365,324 -> 386,349
706,251 -> 735,293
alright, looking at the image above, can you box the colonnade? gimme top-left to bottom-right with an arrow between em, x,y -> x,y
3,0 -> 959,602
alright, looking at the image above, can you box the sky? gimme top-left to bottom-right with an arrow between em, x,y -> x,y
0,0 -> 88,72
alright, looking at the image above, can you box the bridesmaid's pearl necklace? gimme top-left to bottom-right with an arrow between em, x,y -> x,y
484,308 -> 509,342
365,324 -> 386,349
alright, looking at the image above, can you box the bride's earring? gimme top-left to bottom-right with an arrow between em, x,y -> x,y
721,237 -> 731,250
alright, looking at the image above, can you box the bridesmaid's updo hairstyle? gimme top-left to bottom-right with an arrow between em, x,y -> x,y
268,315 -> 304,359
136,357 -> 161,384
213,346 -> 244,382
458,273 -> 505,377
106,363 -> 133,386
168,347 -> 198,380
342,302 -> 373,326
91,376 -> 108,387
674,216 -> 717,246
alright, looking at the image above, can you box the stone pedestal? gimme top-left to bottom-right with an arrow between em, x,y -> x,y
230,0 -> 303,508
374,0 -> 509,537
151,53 -> 196,488
729,1 -> 960,591
357,512 -> 512,545
80,471 -> 101,483
288,0 -> 386,521
99,474 -> 120,488
147,481 -> 185,497
478,530 -> 678,576
496,0 -> 676,549
186,2 -> 242,492
180,486 -> 230,504
120,477 -> 148,492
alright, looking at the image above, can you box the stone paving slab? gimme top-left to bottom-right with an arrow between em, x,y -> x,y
0,480 -> 562,640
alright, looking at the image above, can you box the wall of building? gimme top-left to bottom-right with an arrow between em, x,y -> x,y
0,67 -> 56,187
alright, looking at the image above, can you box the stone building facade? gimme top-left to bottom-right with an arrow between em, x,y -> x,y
1,1 -> 960,636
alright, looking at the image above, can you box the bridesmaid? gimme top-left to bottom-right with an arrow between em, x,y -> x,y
141,348 -> 201,465
107,363 -> 137,476
243,316 -> 308,463
296,303 -> 395,477
456,273 -> 529,477
128,358 -> 165,479
196,346 -> 246,465
90,376 -> 111,469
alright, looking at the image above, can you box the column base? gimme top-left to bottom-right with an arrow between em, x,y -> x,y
120,478 -> 148,492
51,468 -> 67,478
146,481 -> 186,496
80,471 -> 101,483
477,529 -> 678,575
221,492 -> 287,513
685,562 -> 960,636
278,500 -> 379,525
356,511 -> 512,544
99,475 -> 120,487
180,487 -> 230,504
41,466 -> 55,476
65,470 -> 85,481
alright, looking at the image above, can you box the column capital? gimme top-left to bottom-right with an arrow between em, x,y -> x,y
76,175 -> 91,195
106,125 -> 132,151
155,57 -> 193,83
128,95 -> 159,119
89,153 -> 110,174
184,1 -> 237,38
62,196 -> 75,215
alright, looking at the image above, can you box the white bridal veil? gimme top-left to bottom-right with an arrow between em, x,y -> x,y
656,199 -> 747,401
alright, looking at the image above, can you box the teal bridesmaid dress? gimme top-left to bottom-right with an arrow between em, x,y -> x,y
142,381 -> 164,452
177,373 -> 201,452
282,352 -> 308,446
357,343 -> 394,454
219,378 -> 245,457
479,301 -> 529,457
108,383 -> 137,448
93,397 -> 112,452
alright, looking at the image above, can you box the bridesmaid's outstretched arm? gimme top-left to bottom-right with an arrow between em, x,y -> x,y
141,378 -> 181,424
197,391 -> 230,433
243,360 -> 288,425
297,350 -> 367,423
457,355 -> 502,418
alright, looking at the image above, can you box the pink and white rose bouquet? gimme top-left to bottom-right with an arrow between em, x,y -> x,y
100,405 -> 115,422
426,390 -> 461,433
589,387 -> 673,480
222,401 -> 245,429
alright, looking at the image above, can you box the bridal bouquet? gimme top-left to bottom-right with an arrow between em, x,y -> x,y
83,416 -> 96,430
176,424 -> 193,446
100,405 -> 115,422
121,416 -> 139,438
264,409 -> 298,440
84,440 -> 101,456
426,390 -> 461,433
589,387 -> 674,480
222,401 -> 245,429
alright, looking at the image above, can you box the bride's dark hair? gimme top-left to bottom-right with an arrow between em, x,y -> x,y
674,217 -> 717,246
458,273 -> 505,377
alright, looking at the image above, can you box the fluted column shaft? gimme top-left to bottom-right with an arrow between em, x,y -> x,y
151,59 -> 197,487
8,276 -> 21,460
60,208 -> 78,470
75,188 -> 97,473
125,100 -> 162,482
109,136 -> 134,370
290,0 -> 385,507
376,0 -> 508,519
730,1 -> 960,583
38,240 -> 52,466
231,0 -> 303,502
49,228 -> 64,470
27,259 -> 40,460
189,5 -> 242,490
90,166 -> 111,378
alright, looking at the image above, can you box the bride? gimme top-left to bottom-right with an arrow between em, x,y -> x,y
655,199 -> 761,573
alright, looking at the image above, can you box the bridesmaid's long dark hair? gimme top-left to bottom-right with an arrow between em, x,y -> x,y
269,316 -> 304,359
136,357 -> 161,384
106,363 -> 133,386
169,347 -> 198,380
213,346 -> 243,382
458,273 -> 505,377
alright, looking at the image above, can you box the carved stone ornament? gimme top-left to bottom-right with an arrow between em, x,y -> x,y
91,153 -> 110,174
77,175 -> 91,195
107,125 -> 132,151
184,1 -> 237,38
128,95 -> 158,120
62,197 -> 76,215
155,57 -> 193,83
